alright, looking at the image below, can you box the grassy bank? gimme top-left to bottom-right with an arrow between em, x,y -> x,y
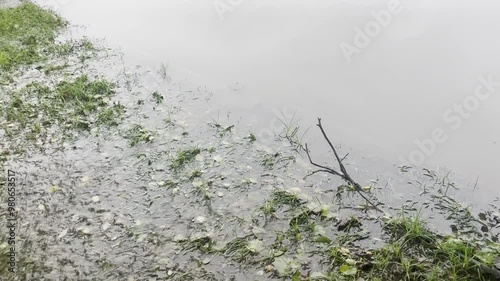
0,3 -> 123,278
0,2 -> 65,71
0,2 -> 499,281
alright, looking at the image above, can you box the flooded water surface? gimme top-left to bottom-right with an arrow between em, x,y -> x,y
2,2 -> 499,279
39,0 -> 500,196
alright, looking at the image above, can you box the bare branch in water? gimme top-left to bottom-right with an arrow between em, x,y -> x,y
305,118 -> 382,212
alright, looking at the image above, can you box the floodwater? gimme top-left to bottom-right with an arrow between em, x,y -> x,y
37,0 -> 499,195
2,2 -> 499,279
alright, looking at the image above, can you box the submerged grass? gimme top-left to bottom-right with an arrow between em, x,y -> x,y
1,3 -> 499,281
260,189 -> 303,215
124,124 -> 154,146
170,147 -> 201,172
2,75 -> 122,146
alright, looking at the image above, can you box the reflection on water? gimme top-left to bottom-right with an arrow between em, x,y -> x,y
38,0 -> 500,194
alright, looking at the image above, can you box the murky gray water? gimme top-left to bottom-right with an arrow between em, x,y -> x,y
35,0 -> 499,200
2,2 -> 499,279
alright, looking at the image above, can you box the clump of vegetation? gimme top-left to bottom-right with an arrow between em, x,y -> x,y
384,211 -> 436,252
359,212 -> 500,281
209,120 -> 234,137
222,235 -> 264,263
288,210 -> 317,242
260,189 -> 303,215
0,3 -> 66,70
170,147 -> 201,172
189,170 -> 203,180
2,75 -> 122,145
96,103 -> 125,127
180,235 -> 216,254
124,124 -> 154,146
151,91 -> 163,104
246,131 -> 256,142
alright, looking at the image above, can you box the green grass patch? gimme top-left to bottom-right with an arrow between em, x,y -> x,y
124,124 -> 155,147
170,147 -> 201,172
2,75 -> 122,145
222,235 -> 264,263
0,2 -> 66,70
260,190 -> 303,215
151,91 -> 163,105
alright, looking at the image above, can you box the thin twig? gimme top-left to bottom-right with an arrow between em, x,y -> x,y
305,143 -> 343,178
340,153 -> 350,162
306,118 -> 382,212
304,169 -> 334,179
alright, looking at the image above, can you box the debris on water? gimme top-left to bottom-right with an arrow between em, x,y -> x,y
158,258 -> 170,265
273,257 -> 300,277
137,234 -> 147,242
251,226 -> 266,238
192,180 -> 203,188
102,222 -> 111,231
339,264 -> 357,276
246,239 -> 264,253
195,216 -> 206,224
48,185 -> 60,193
1,4 -> 499,280
213,155 -> 223,162
57,229 -> 68,240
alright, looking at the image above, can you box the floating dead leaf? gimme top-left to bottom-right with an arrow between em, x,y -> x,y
48,185 -> 60,193
315,235 -> 332,244
58,229 -> 68,240
246,239 -> 264,253
339,264 -> 357,276
137,234 -> 147,242
213,155 -> 223,162
102,222 -> 111,231
345,258 -> 356,266
158,258 -> 171,265
252,226 -> 266,238
310,272 -> 329,279
173,234 -> 187,242
195,216 -> 206,223
272,257 -> 300,277
192,180 -> 203,188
